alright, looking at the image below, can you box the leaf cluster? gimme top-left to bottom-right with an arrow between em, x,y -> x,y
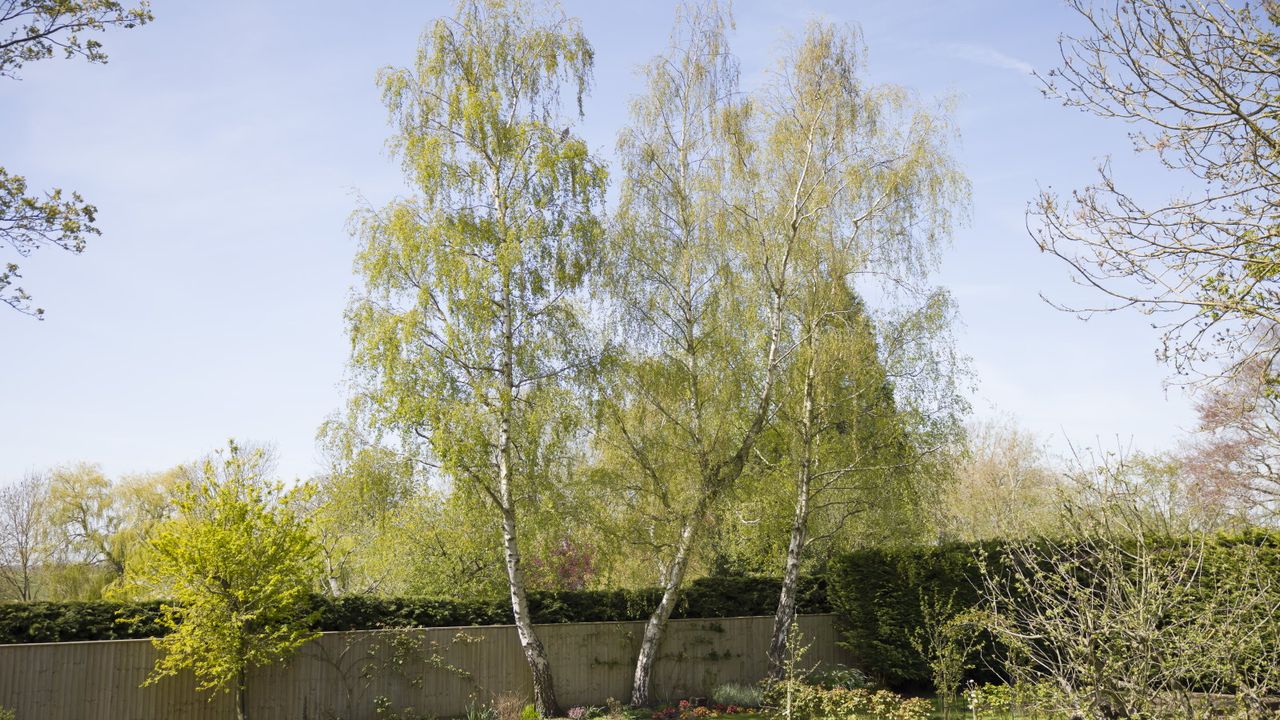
0,0 -> 152,79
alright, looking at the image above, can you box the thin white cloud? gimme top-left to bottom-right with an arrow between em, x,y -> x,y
946,43 -> 1035,75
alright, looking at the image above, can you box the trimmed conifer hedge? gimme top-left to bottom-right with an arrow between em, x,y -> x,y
0,575 -> 829,644
825,530 -> 1280,690
827,541 -> 992,689
14,529 -> 1273,690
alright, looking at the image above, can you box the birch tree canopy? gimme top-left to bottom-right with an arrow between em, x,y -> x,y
600,6 -> 968,702
344,1 -> 606,713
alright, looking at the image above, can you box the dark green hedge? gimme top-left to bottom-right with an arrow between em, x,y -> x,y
828,542 -> 990,689
0,600 -> 170,643
826,531 -> 1280,691
0,575 -> 829,644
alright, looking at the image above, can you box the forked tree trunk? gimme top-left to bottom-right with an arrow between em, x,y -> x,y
630,243 -> 790,707
631,495 -> 711,707
324,553 -> 343,596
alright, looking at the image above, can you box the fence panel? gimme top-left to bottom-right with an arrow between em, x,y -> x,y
0,614 -> 850,720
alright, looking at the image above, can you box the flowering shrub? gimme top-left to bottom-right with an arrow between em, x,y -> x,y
526,539 -> 597,591
650,699 -> 754,720
762,680 -> 930,720
566,706 -> 605,720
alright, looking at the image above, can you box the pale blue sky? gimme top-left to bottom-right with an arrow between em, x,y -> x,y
0,0 -> 1196,482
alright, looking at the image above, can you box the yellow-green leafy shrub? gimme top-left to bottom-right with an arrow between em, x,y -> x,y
763,680 -> 930,720
963,683 -> 1057,720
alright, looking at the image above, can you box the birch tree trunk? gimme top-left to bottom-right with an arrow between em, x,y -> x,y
324,553 -> 342,596
346,3 -> 602,717
500,496 -> 559,715
768,350 -> 816,676
499,276 -> 560,716
630,494 -> 711,706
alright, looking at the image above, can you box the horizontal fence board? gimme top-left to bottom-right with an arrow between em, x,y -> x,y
0,613 -> 849,720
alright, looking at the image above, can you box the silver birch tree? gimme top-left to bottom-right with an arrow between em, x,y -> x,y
345,1 -> 605,713
602,2 -> 796,704
750,22 -> 967,675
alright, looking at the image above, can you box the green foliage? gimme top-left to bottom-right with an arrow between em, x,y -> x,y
807,665 -> 871,692
124,443 -> 320,699
827,542 -> 989,688
962,683 -> 1056,720
345,0 -> 605,515
521,703 -> 540,720
48,462 -> 181,586
305,593 -> 506,631
827,531 -> 1280,693
347,3 -> 607,708
0,472 -> 55,602
0,575 -> 831,643
0,168 -> 100,317
0,1 -> 152,316
978,522 -> 1280,719
391,487 -> 508,599
0,0 -> 152,78
680,575 -> 829,619
373,694 -> 433,720
594,13 -> 774,690
0,599 -> 165,642
761,681 -> 931,720
305,429 -> 519,598
649,701 -> 759,720
717,291 -> 938,576
909,595 -> 980,713
774,622 -> 812,720
466,700 -> 498,720
936,418 -> 1063,542
303,439 -> 436,597
710,683 -> 765,708
721,16 -> 968,573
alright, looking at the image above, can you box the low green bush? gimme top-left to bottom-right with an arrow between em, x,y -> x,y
962,683 -> 1057,720
807,665 -> 871,691
762,679 -> 931,720
710,682 -> 764,707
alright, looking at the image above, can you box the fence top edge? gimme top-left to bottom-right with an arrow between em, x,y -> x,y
0,613 -> 837,649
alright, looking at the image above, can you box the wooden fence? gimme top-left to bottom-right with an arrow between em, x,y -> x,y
0,614 -> 851,720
